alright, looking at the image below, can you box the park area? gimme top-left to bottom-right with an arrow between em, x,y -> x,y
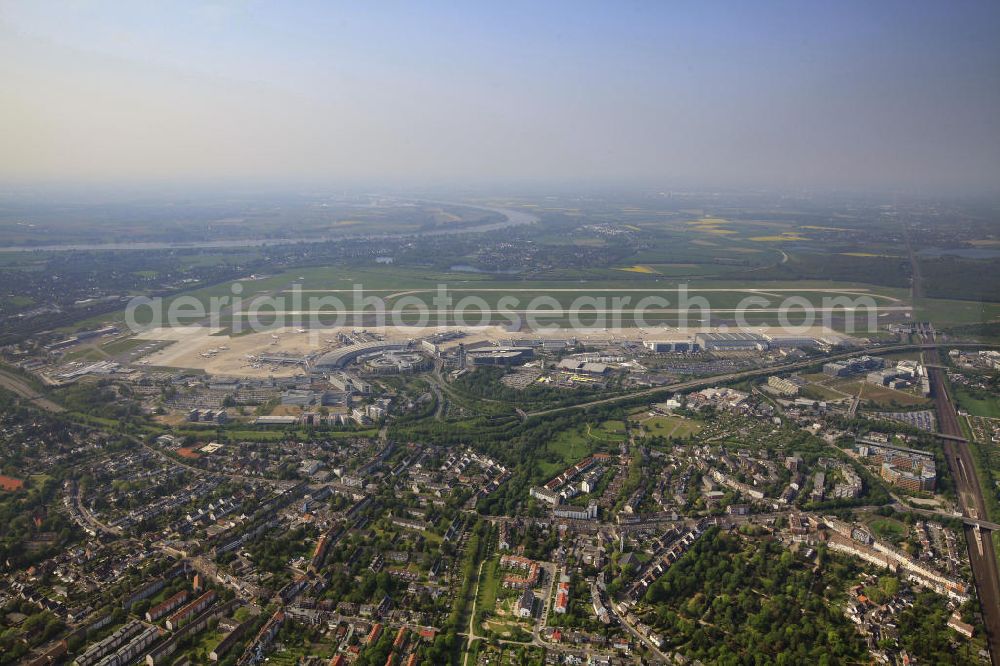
630,411 -> 703,439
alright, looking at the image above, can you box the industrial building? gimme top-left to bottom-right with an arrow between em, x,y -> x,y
823,361 -> 848,377
643,340 -> 699,353
762,334 -> 818,348
695,332 -> 768,351
767,375 -> 800,396
44,325 -> 119,351
823,355 -> 884,377
280,389 -> 316,406
867,369 -> 895,385
556,359 -> 609,375
501,338 -> 575,350
464,346 -> 534,367
867,360 -> 924,387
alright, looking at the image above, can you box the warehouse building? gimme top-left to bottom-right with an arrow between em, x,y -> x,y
763,334 -> 818,348
695,332 -> 769,351
465,347 -> 534,367
556,359 -> 609,375
767,375 -> 800,396
643,340 -> 700,353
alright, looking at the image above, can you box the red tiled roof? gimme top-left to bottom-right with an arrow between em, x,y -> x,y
0,475 -> 25,491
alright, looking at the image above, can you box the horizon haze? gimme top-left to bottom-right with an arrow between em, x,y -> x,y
1,1 -> 999,195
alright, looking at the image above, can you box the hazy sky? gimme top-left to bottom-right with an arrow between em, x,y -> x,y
2,1 -> 999,194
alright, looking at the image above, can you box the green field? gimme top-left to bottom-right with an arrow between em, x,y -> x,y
803,386 -> 851,402
476,556 -> 500,628
586,419 -> 628,443
101,337 -> 153,355
537,425 -> 600,477
799,377 -> 852,402
68,259 -> 910,332
954,386 -> 1000,418
633,413 -> 703,439
837,381 -> 931,408
865,517 -> 908,543
0,295 -> 34,308
916,297 -> 1000,328
61,347 -> 108,362
187,629 -> 226,662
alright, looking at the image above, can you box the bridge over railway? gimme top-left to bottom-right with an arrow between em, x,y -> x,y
925,349 -> 1000,664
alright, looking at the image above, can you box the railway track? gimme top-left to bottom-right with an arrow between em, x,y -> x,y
926,346 -> 1000,663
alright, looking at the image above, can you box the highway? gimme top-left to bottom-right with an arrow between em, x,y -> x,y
525,342 -> 999,419
0,367 -> 65,412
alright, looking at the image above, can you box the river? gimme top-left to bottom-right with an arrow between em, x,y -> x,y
0,201 -> 538,252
